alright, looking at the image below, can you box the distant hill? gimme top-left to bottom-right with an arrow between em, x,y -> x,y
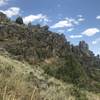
0,12 -> 100,100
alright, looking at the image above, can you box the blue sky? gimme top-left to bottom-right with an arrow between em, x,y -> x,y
0,0 -> 100,55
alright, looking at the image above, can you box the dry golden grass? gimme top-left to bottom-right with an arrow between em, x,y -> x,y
0,54 -> 100,100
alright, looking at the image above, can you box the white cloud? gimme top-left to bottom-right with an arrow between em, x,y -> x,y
50,16 -> 85,29
65,17 -> 79,25
92,38 -> 100,45
82,28 -> 100,36
0,7 -> 21,17
96,16 -> 100,19
77,14 -> 85,22
70,35 -> 83,39
50,20 -> 73,29
67,28 -> 74,32
50,17 -> 78,29
23,14 -> 49,24
0,0 -> 9,6
77,15 -> 85,22
78,18 -> 85,22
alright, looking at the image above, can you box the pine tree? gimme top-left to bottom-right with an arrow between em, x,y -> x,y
16,16 -> 23,24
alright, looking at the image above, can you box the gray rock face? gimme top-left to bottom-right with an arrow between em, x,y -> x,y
78,41 -> 90,56
0,12 -> 8,22
79,41 -> 89,51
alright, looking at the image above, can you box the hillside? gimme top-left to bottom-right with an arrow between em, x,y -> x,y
0,52 -> 100,100
0,12 -> 100,100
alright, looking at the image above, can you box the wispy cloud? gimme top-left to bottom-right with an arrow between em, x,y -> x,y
23,14 -> 49,24
81,28 -> 100,36
65,17 -> 79,25
0,7 -> 21,17
67,28 -> 74,32
57,29 -> 65,33
78,18 -> 85,22
77,14 -> 85,22
70,35 -> 83,39
77,15 -> 83,18
92,38 -> 100,45
0,0 -> 9,6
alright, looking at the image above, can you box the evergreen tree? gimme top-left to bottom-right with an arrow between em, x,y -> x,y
16,16 -> 23,24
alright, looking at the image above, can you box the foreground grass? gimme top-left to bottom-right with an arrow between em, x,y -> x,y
0,53 -> 100,100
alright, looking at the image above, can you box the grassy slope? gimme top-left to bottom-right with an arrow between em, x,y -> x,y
0,53 -> 100,100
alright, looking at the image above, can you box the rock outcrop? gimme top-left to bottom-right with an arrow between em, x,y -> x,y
0,12 -> 8,23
